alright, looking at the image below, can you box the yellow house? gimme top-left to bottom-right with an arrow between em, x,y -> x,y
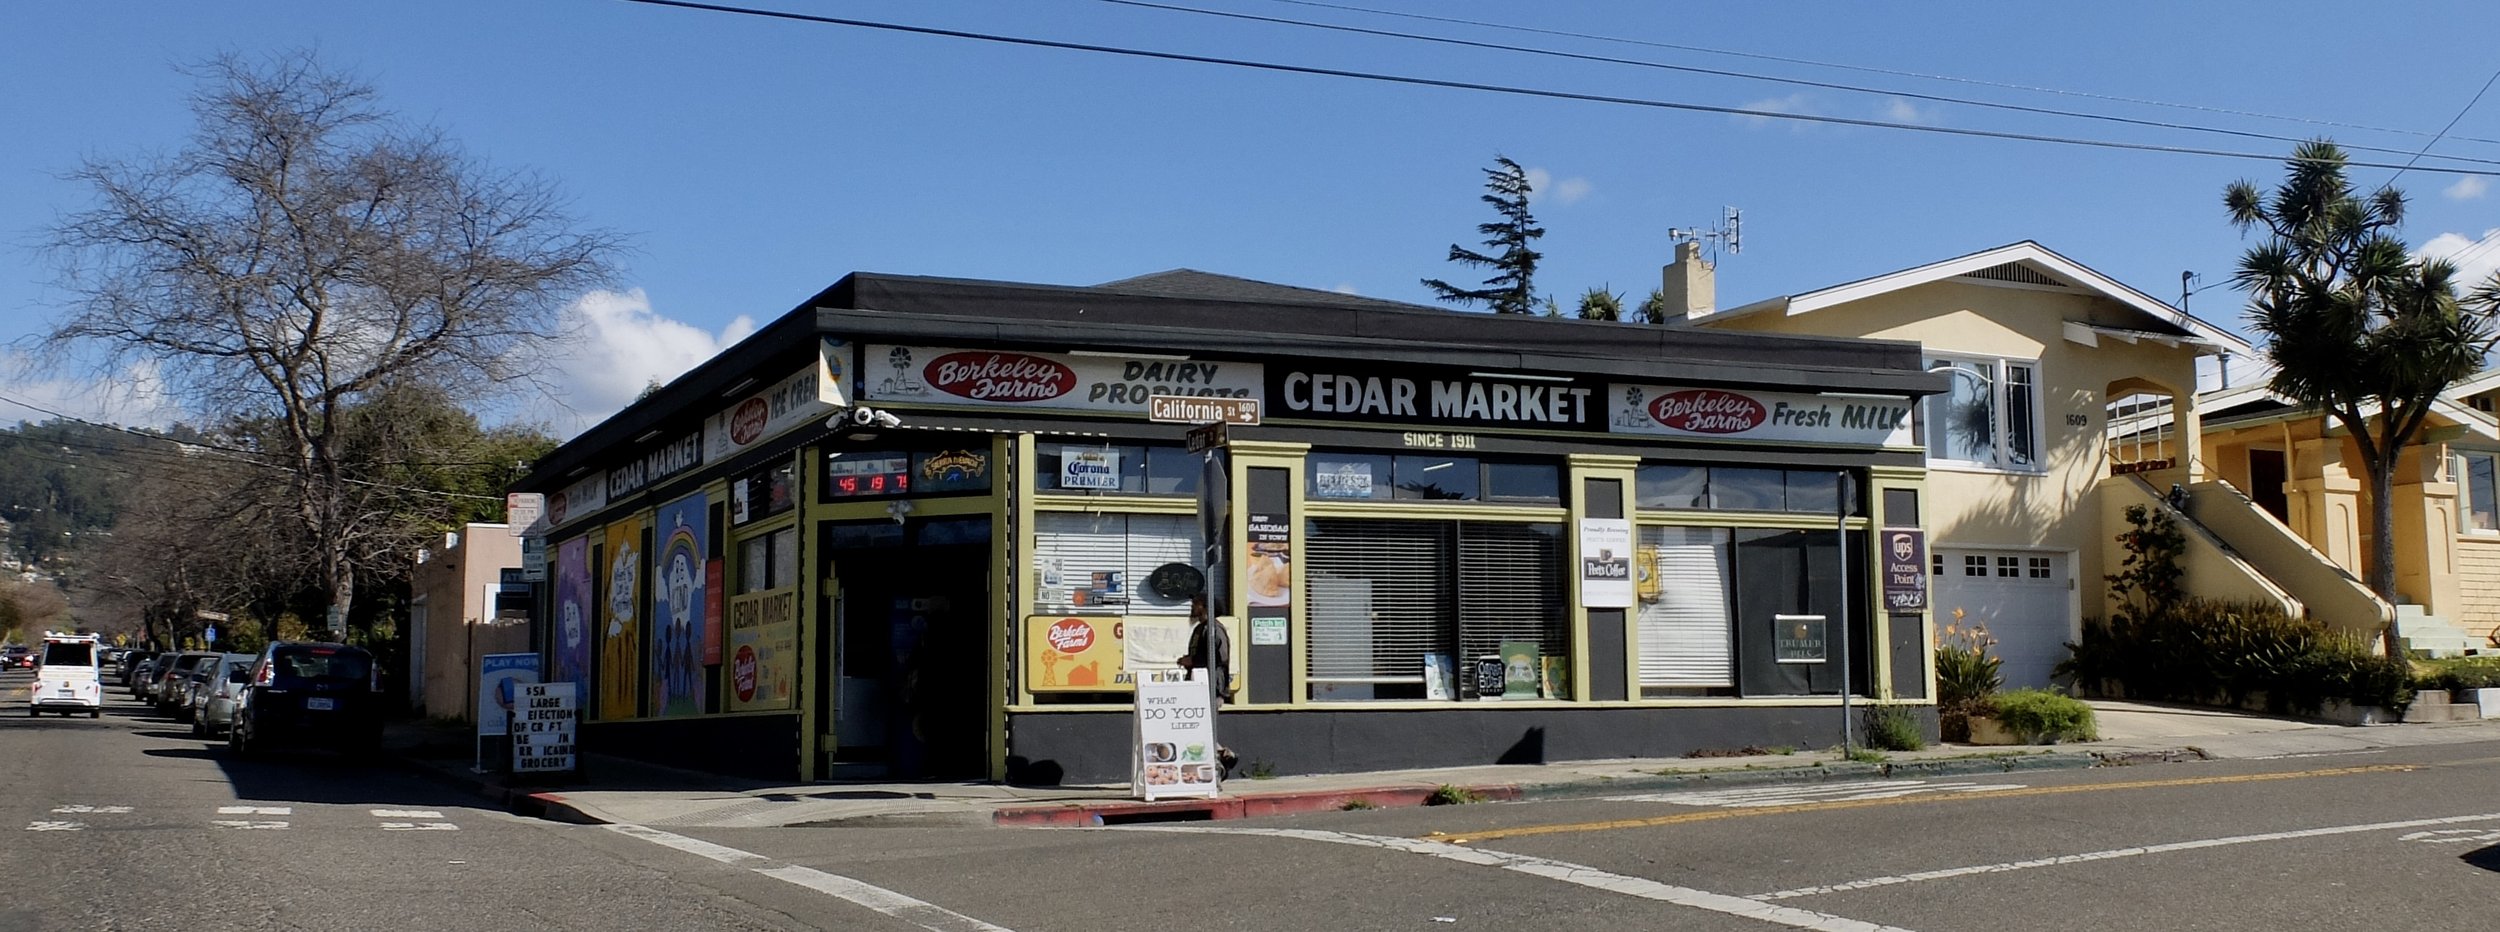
2195,370 -> 2500,655
1678,241 -> 2262,686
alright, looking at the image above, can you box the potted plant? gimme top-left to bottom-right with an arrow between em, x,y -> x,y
1934,615 -> 2002,743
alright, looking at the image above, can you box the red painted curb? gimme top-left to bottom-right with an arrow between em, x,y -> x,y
992,784 -> 1522,827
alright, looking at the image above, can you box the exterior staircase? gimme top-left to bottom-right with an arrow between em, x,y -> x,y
2394,604 -> 2477,659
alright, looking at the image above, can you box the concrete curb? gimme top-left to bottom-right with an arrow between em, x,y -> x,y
381,750 -> 610,824
989,749 -> 2152,827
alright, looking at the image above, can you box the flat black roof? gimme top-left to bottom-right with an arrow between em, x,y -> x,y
518,270 -> 1943,490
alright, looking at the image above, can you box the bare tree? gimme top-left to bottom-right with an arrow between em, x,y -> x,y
45,51 -> 617,633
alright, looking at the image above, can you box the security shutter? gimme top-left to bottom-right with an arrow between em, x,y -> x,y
1033,511 -> 1200,617
1457,522 -> 1567,673
1304,518 -> 1451,685
1637,525 -> 1734,688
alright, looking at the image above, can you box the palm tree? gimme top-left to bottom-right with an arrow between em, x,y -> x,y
2226,140 -> 2500,649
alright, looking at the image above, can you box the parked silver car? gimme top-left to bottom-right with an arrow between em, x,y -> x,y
192,653 -> 258,738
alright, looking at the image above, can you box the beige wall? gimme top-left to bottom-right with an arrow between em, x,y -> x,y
409,524 -> 525,722
1704,279 -> 2209,623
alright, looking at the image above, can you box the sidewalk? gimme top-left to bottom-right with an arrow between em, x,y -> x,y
386,709 -> 2500,831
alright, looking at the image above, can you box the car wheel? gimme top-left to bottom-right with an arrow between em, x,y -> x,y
90,709 -> 100,719
228,724 -> 250,758
190,715 -> 205,737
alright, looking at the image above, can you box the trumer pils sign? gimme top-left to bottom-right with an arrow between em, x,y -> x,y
860,345 -> 1263,415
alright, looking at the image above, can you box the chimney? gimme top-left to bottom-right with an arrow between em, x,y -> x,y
1663,240 -> 1716,319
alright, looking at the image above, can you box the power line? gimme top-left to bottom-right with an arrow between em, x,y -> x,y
1257,0 -> 2500,149
613,0 -> 2500,176
2386,66 -> 2500,189
1097,0 -> 2500,169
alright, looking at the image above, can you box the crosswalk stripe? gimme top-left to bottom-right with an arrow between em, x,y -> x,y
209,820 -> 289,830
380,821 -> 461,831
371,809 -> 446,819
26,821 -> 85,832
52,805 -> 134,814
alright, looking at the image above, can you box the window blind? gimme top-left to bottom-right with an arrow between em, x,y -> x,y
1457,522 -> 1567,683
1032,511 -> 1199,616
1637,525 -> 1734,688
1304,518 -> 1450,683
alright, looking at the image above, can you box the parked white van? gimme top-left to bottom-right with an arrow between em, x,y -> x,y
31,633 -> 103,718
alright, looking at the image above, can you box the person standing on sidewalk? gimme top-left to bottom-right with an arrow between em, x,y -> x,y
1177,596 -> 1238,774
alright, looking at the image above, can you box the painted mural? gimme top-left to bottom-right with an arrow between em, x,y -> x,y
601,517 -> 644,720
651,493 -> 708,717
552,536 -> 594,702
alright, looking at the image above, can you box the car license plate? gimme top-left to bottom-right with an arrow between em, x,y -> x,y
306,697 -> 335,711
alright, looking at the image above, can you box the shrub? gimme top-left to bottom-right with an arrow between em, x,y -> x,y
2417,657 -> 2500,692
1425,785 -> 1484,806
1934,620 -> 2002,742
1862,704 -> 1926,752
1989,689 -> 2098,743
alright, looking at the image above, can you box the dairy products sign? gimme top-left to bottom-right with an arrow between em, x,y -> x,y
706,339 -> 849,462
861,344 -> 1262,415
1608,385 -> 1914,447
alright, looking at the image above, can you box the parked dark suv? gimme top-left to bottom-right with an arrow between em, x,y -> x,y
228,642 -> 382,758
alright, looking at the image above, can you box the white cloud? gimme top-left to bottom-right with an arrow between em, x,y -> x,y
1523,166 -> 1594,205
1737,93 -> 1818,129
1881,97 -> 1934,124
528,288 -> 756,438
0,353 -> 184,430
1330,282 -> 1361,295
2445,176 -> 2489,200
2418,228 -> 2500,289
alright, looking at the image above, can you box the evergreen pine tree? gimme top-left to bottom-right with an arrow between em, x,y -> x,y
1422,156 -> 1544,314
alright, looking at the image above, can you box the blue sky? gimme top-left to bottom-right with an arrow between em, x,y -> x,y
8,0 -> 2500,436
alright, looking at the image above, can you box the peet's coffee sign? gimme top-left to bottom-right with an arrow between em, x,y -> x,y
606,432 -> 703,499
1608,384 -> 1915,447
861,344 -> 1262,415
1269,366 -> 1602,431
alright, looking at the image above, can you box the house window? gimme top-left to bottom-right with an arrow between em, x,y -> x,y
1996,556 -> 2020,578
2028,557 -> 2052,579
1962,555 -> 1987,576
1923,357 -> 2042,471
2458,452 -> 2499,533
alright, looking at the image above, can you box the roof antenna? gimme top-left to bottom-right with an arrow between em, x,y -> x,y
1668,207 -> 1743,263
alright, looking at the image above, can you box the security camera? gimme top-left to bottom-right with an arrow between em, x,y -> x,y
869,409 -> 901,429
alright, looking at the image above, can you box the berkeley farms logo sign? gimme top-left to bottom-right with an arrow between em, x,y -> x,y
728,398 -> 771,446
926,352 -> 1077,403
1647,389 -> 1766,434
1045,618 -> 1095,653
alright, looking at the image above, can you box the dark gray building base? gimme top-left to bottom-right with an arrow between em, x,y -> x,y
1006,705 -> 1941,786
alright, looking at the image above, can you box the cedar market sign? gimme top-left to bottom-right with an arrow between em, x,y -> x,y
606,432 -> 704,499
1266,364 -> 1603,431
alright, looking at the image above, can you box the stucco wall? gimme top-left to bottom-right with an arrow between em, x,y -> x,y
2458,537 -> 2500,646
1704,279 -> 2208,620
409,524 -> 522,721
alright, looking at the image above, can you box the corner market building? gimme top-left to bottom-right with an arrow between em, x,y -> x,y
515,270 -> 1947,784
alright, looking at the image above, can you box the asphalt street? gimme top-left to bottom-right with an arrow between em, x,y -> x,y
7,665 -> 2497,931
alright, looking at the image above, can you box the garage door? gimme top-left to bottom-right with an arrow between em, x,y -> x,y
1931,549 -> 2072,689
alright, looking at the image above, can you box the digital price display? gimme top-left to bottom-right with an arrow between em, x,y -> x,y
825,455 -> 911,498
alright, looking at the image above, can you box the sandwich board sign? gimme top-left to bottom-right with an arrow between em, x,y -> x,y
511,681 -> 578,775
1132,670 -> 1221,801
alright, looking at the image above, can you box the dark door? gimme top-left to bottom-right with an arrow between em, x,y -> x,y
823,518 -> 992,780
2249,449 -> 2289,522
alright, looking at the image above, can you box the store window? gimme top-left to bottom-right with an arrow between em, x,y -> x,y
1923,357 -> 2041,471
1303,518 -> 1567,701
2458,452 -> 2499,533
1031,511 -> 1201,616
736,525 -> 800,594
1636,526 -> 1734,693
1034,443 -> 1203,496
1635,464 -> 1854,514
1307,451 -> 1560,503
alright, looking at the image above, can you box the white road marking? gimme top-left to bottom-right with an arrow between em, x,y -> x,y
26,821 -> 85,832
1609,780 -> 2024,809
1753,810 -> 2500,900
52,805 -> 133,814
372,809 -> 446,819
1145,827 -> 1912,932
2397,827 -> 2500,845
208,820 -> 289,830
217,805 -> 291,815
605,823 -> 1016,932
380,822 -> 461,832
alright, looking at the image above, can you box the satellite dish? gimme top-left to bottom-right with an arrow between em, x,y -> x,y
1146,562 -> 1205,601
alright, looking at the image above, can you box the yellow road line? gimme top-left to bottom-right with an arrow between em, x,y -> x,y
1430,763 -> 2418,845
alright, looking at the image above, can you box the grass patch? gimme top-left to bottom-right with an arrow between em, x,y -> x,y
1247,760 -> 1276,780
1862,704 -> 1927,752
1991,689 -> 2099,743
1424,784 -> 1486,806
1339,798 -> 1377,811
1841,746 -> 1889,764
1683,745 -> 1791,758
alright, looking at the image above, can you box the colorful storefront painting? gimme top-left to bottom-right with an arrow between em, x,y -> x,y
552,537 -> 594,702
601,517 -> 644,720
650,493 -> 709,717
726,589 -> 797,711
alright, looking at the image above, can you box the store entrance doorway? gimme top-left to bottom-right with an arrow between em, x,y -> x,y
819,517 -> 993,779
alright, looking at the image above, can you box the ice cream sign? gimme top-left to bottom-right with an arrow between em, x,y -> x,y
862,344 -> 1263,416
1608,384 -> 1914,446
